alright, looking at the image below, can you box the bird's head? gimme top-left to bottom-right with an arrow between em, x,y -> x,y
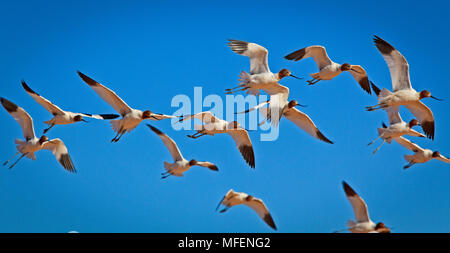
375,222 -> 391,233
189,159 -> 198,166
408,119 -> 420,128
340,63 -> 352,71
228,121 -> 240,129
432,151 -> 441,158
278,69 -> 302,80
287,99 -> 307,108
245,195 -> 254,202
39,135 -> 48,145
142,110 -> 153,119
419,90 -> 442,101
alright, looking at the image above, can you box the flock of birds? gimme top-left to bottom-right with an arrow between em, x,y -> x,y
1,35 -> 448,233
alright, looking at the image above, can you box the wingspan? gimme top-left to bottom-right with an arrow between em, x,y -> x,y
42,138 -> 76,173
227,129 -> 255,168
393,136 -> 424,152
283,108 -> 333,144
77,71 -> 132,116
342,181 -> 370,223
1,97 -> 36,141
21,81 -> 66,116
284,46 -> 332,70
245,198 -> 277,230
349,65 -> 371,94
147,124 -> 183,162
228,39 -> 270,74
373,35 -> 412,92
404,101 -> 434,140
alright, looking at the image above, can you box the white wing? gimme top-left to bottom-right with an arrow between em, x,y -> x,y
235,101 -> 269,115
1,98 -> 36,141
373,36 -> 412,92
404,101 -> 434,140
178,111 -> 221,124
147,124 -> 183,161
342,181 -> 370,223
78,71 -> 132,116
393,136 -> 424,152
78,113 -> 120,120
42,138 -> 76,173
196,161 -> 219,171
228,39 -> 270,74
435,154 -> 450,163
245,198 -> 277,230
22,81 -> 66,116
349,65 -> 371,94
385,106 -> 402,125
262,83 -> 290,97
227,129 -> 255,168
284,46 -> 332,70
150,113 -> 177,120
283,108 -> 333,144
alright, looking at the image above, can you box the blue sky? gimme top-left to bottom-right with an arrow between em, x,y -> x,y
0,0 -> 449,233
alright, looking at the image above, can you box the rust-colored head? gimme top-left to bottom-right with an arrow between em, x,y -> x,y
419,90 -> 431,99
245,195 -> 254,201
408,119 -> 420,128
278,69 -> 291,79
228,121 -> 240,129
432,151 -> 441,158
288,100 -> 299,108
73,115 -> 83,122
375,222 -> 390,233
340,63 -> 352,71
189,159 -> 198,166
39,135 -> 48,145
142,110 -> 153,119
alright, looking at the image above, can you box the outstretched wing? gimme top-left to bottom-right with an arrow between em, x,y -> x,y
404,101 -> 434,140
22,81 -> 66,115
245,198 -> 277,230
196,161 -> 219,171
77,71 -> 132,116
284,46 -> 332,70
349,65 -> 371,94
228,39 -> 270,74
1,97 -> 36,141
178,111 -> 221,124
393,136 -> 424,152
373,35 -> 412,92
342,181 -> 370,223
284,108 -> 333,144
79,113 -> 120,120
42,138 -> 76,173
227,129 -> 255,168
147,124 -> 183,162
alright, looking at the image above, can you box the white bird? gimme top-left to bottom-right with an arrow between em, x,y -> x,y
236,91 -> 333,144
1,97 -> 76,172
366,36 -> 441,140
216,189 -> 277,230
367,82 -> 425,154
284,45 -> 371,94
393,136 -> 450,169
225,39 -> 301,96
77,71 -> 175,142
178,112 -> 255,168
21,80 -> 119,134
337,181 -> 390,233
147,124 -> 218,178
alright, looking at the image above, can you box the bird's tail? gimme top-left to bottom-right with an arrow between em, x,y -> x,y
346,220 -> 357,228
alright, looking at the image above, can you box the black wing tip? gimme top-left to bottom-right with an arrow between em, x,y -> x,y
21,80 -> 39,95
382,122 -> 388,128
316,130 -> 334,144
360,76 -> 372,94
0,97 -> 18,113
146,124 -> 164,136
342,181 -> 357,197
60,153 -> 76,173
370,81 -> 381,96
373,35 -> 395,54
77,71 -> 98,86
264,214 -> 277,231
239,145 -> 255,169
99,113 -> 120,119
284,47 -> 306,61
208,164 -> 219,171
422,121 -> 435,140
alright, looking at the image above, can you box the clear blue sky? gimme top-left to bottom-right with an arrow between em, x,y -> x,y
0,0 -> 449,233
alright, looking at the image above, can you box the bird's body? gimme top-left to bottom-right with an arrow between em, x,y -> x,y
366,36 -> 439,140
178,112 -> 255,168
21,81 -> 119,133
393,136 -> 450,169
339,181 -> 390,233
284,45 -> 371,94
77,71 -> 174,142
1,97 -> 76,172
216,189 -> 277,230
147,124 -> 218,178
226,39 -> 301,96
